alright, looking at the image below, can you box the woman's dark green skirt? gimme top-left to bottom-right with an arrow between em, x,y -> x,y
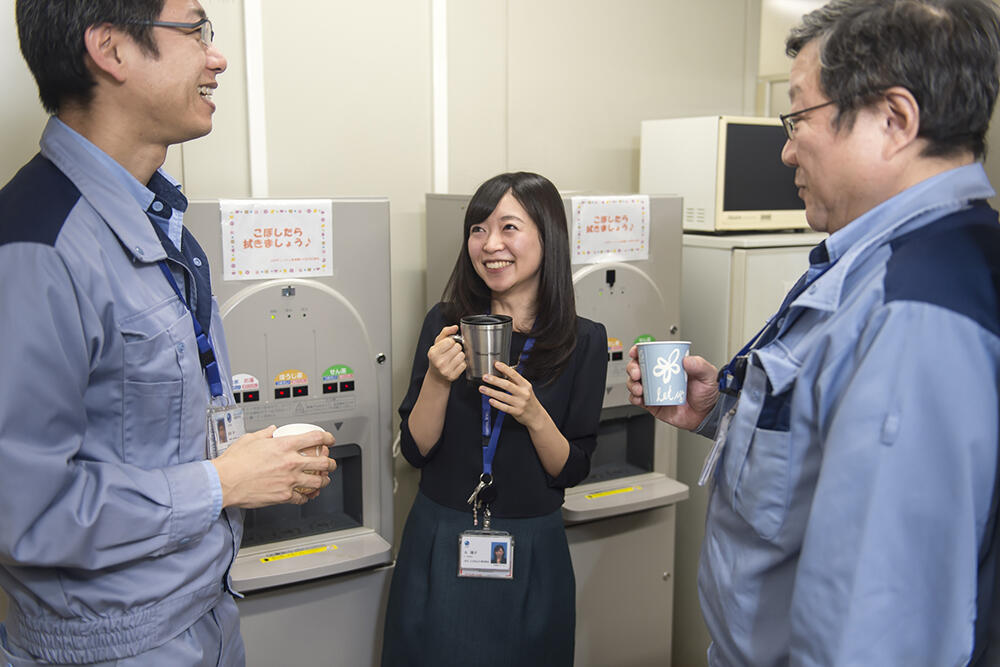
381,492 -> 575,667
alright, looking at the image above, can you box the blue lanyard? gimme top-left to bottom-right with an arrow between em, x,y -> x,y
480,337 -> 534,475
717,321 -> 772,395
157,261 -> 225,398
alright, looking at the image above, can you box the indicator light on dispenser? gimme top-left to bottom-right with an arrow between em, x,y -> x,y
323,382 -> 338,394
274,387 -> 290,399
243,391 -> 260,402
293,386 -> 309,397
339,381 -> 355,392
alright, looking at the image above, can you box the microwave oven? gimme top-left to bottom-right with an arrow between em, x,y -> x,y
640,115 -> 808,232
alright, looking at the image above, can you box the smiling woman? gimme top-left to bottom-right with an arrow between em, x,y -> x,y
466,190 -> 544,327
382,172 -> 609,667
444,172 -> 579,382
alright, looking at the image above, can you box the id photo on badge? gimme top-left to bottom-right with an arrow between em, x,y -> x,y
215,417 -> 228,444
207,406 -> 245,459
490,542 -> 507,564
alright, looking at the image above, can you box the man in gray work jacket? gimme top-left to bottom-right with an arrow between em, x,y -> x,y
628,0 -> 1000,664
0,1 -> 336,664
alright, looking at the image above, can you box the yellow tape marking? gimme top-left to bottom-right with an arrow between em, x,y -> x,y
585,485 -> 642,500
260,544 -> 338,563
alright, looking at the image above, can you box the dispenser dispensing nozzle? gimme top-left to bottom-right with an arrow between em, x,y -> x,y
605,269 -> 616,289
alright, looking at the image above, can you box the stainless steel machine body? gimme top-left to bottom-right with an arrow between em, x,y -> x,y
186,198 -> 394,666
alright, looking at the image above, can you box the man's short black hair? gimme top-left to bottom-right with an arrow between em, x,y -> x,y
16,0 -> 166,114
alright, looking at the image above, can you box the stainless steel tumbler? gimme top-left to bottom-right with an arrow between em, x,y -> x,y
450,314 -> 513,381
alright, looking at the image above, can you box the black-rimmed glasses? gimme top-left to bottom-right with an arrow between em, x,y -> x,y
131,17 -> 214,46
779,100 -> 837,140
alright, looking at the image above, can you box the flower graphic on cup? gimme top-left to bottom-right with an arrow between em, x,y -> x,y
638,341 -> 690,406
652,348 -> 682,385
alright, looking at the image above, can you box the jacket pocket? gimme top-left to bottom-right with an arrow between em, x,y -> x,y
120,298 -> 186,466
730,425 -> 792,541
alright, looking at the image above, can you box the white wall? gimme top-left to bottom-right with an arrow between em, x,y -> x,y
258,3 -> 433,458
756,0 -> 825,115
0,3 -> 38,626
177,0 -> 251,196
1,5 -> 47,185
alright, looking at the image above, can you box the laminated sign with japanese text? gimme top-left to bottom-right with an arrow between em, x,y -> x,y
221,199 -> 334,280
571,195 -> 651,264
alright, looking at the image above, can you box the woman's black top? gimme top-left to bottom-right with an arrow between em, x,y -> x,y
399,302 -> 608,518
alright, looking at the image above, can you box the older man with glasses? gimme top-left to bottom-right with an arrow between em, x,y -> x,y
628,0 -> 1000,664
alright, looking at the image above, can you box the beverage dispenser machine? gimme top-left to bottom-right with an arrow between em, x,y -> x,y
186,198 -> 393,666
424,193 -> 689,666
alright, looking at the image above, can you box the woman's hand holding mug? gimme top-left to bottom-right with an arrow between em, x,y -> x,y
427,325 -> 467,384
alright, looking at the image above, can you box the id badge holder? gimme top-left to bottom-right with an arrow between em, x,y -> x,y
458,530 -> 514,579
698,406 -> 736,487
206,405 -> 246,459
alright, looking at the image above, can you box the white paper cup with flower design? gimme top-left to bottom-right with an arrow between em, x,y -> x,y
636,341 -> 691,406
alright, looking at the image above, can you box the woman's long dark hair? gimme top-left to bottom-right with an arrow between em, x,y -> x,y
441,172 -> 577,384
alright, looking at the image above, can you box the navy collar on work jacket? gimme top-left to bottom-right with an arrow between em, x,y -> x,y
40,117 -> 183,262
789,162 -> 996,316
